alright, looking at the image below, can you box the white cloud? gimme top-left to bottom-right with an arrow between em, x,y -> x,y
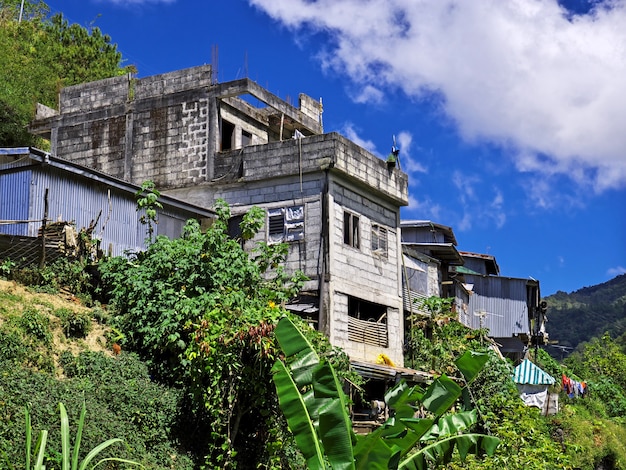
607,265 -> 626,277
451,171 -> 507,230
405,195 -> 441,220
350,85 -> 384,104
341,123 -> 379,154
250,0 -> 626,192
393,131 -> 428,175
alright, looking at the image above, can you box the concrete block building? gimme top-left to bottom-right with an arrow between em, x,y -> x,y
30,65 -> 410,368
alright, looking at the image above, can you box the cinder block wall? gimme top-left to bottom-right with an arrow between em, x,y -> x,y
54,66 -> 213,188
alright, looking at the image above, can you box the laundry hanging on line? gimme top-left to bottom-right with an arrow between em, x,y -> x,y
562,374 -> 586,398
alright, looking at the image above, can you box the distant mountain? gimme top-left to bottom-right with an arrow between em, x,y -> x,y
545,274 -> 626,353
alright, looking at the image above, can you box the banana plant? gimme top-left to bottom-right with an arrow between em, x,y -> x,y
272,316 -> 500,469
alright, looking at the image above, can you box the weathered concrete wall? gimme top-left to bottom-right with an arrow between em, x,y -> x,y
332,292 -> 404,366
41,66 -> 214,187
59,75 -> 129,114
165,173 -> 324,294
327,183 -> 404,366
215,133 -> 408,205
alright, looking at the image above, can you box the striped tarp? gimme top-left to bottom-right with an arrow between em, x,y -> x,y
513,359 -> 555,385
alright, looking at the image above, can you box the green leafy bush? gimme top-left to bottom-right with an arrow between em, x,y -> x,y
99,200 -> 333,468
19,306 -> 51,344
55,307 -> 92,338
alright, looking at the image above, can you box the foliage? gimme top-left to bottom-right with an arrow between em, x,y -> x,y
0,0 -> 133,147
566,332 -> 626,391
272,316 -> 499,469
546,273 -> 626,353
0,258 -> 16,278
20,306 -> 52,344
99,200 -> 342,468
135,180 -> 163,244
55,307 -> 92,339
17,401 -> 143,470
405,297 -> 484,375
12,259 -> 94,301
0,352 -> 194,469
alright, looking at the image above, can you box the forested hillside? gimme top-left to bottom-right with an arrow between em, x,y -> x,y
0,0 -> 133,147
546,273 -> 626,351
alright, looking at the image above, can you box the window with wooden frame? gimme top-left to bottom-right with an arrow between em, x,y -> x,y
371,224 -> 388,257
267,205 -> 304,243
343,211 -> 360,249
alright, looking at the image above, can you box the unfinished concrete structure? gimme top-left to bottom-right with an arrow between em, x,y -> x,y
30,65 -> 410,367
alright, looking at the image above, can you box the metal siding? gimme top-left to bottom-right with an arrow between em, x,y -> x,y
30,167 -> 144,255
461,275 -> 530,337
0,170 -> 31,235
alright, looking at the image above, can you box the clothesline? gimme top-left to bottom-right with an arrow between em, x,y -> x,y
562,374 -> 586,398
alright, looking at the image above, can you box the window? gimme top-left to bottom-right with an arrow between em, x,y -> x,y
267,205 -> 304,243
242,130 -> 252,147
347,296 -> 388,347
343,212 -> 360,248
371,225 -> 388,257
220,119 -> 235,150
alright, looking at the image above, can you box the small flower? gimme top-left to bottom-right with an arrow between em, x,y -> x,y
268,301 -> 276,308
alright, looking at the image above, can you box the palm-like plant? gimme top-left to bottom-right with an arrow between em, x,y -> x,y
272,316 -> 500,469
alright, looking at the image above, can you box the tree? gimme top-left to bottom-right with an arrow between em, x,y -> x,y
99,200 -> 347,468
0,1 -> 133,147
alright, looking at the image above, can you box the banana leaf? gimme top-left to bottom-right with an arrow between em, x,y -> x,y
399,433 -> 500,470
455,351 -> 490,384
272,360 -> 326,470
272,317 -> 355,470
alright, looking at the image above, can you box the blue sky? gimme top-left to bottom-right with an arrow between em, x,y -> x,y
52,0 -> 625,296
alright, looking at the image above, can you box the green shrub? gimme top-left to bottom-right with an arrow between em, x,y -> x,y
0,353 -> 195,469
19,306 -> 51,344
0,328 -> 26,361
55,307 -> 91,338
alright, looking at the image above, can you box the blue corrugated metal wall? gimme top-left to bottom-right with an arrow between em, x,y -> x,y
29,167 -> 144,255
0,170 -> 31,235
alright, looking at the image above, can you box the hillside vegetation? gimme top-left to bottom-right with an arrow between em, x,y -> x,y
546,273 -> 626,352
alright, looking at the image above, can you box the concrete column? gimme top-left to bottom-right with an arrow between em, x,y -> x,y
124,107 -> 134,182
206,94 -> 219,181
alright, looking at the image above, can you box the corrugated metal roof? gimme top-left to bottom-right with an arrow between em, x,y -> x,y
513,359 -> 555,385
0,147 -> 218,256
402,242 -> 464,265
351,360 -> 432,383
0,147 -> 216,219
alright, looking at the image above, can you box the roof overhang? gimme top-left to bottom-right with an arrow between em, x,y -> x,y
351,360 -> 432,383
402,242 -> 464,265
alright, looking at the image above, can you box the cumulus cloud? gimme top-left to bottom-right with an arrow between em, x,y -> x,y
249,0 -> 626,192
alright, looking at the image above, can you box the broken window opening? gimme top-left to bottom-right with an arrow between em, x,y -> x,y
348,296 -> 388,347
344,211 -> 360,249
242,129 -> 252,147
220,119 -> 235,151
268,205 -> 304,243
